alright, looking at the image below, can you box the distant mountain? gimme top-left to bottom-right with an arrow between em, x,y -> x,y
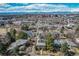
0,12 -> 79,15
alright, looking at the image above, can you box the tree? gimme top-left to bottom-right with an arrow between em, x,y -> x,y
5,32 -> 15,44
21,24 -> 29,31
64,50 -> 75,56
60,26 -> 64,34
16,31 -> 28,39
76,25 -> 79,32
61,43 -> 69,53
10,28 -> 16,39
45,33 -> 54,51
0,42 -> 7,55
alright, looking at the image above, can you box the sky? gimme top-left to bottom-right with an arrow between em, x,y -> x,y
0,3 -> 79,14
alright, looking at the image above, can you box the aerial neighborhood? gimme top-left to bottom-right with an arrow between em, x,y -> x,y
0,14 -> 79,56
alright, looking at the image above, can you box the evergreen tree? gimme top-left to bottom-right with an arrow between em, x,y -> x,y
10,28 -> 16,39
6,32 -> 15,44
0,42 -> 7,55
60,26 -> 64,34
16,31 -> 28,39
61,43 -> 69,53
45,33 -> 54,51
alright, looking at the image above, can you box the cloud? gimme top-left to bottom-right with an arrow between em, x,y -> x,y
0,3 -> 11,11
7,3 -> 68,10
0,3 -> 11,8
6,3 -> 70,12
70,8 -> 79,12
0,3 -> 79,13
25,3 -> 68,9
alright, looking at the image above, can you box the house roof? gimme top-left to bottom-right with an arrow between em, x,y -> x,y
54,39 -> 77,47
54,39 -> 66,45
66,40 -> 77,47
22,30 -> 33,37
7,39 -> 28,50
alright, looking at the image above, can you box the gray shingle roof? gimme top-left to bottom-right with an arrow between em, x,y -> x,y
7,39 -> 28,50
